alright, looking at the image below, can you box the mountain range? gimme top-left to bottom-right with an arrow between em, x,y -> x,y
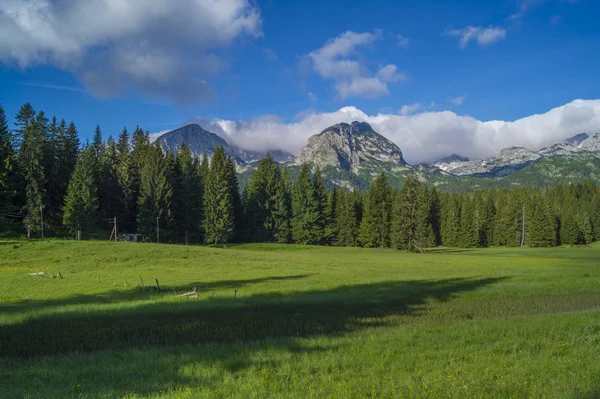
158,122 -> 600,190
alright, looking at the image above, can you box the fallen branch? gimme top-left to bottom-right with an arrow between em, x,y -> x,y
28,272 -> 44,276
176,287 -> 197,298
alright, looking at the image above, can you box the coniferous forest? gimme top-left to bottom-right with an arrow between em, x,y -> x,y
1,103 -> 599,249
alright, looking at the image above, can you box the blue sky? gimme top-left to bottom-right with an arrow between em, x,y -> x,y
1,0 -> 599,162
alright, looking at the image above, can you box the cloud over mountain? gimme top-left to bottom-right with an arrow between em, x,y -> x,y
155,100 -> 600,164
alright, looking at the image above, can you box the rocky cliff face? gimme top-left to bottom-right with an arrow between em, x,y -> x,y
433,133 -> 600,177
158,124 -> 294,164
296,121 -> 406,171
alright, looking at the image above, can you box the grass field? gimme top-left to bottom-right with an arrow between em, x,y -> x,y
1,240 -> 600,398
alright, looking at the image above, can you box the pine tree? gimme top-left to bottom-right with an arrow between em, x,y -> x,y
13,102 -> 35,150
427,186 -> 442,246
391,177 -> 430,251
479,194 -> 496,247
0,105 -> 19,232
359,172 -> 391,248
63,147 -> 98,239
137,142 -> 172,242
441,195 -> 461,247
19,108 -> 47,238
312,166 -> 328,244
560,204 -> 582,245
115,127 -> 135,231
244,155 -> 290,243
459,195 -> 479,248
203,147 -> 235,244
172,143 -> 203,244
592,193 -> 600,241
528,197 -> 556,247
291,164 -> 321,244
226,156 -> 243,242
42,116 -> 63,232
334,189 -> 359,246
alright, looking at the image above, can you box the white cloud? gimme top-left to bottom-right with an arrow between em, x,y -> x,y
376,64 -> 407,83
399,103 -> 422,115
396,34 -> 410,48
445,26 -> 506,48
450,95 -> 467,106
308,92 -> 318,104
308,30 -> 405,99
0,0 -> 262,103
155,100 -> 600,164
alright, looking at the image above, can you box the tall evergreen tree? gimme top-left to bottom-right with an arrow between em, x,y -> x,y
312,166 -> 328,244
0,105 -> 20,232
137,142 -> 172,242
226,156 -> 244,242
333,189 -> 359,246
359,172 -> 391,248
391,177 -> 431,251
19,109 -> 47,238
427,186 -> 442,246
441,195 -> 461,247
203,147 -> 235,244
115,127 -> 135,231
528,196 -> 556,247
172,143 -> 203,244
63,147 -> 98,239
291,164 -> 322,244
479,194 -> 496,247
244,155 -> 290,243
459,195 -> 479,248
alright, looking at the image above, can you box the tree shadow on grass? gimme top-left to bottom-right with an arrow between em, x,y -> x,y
0,277 -> 506,398
0,273 -> 316,314
0,277 -> 505,359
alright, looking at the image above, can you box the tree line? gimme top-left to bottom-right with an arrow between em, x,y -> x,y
1,103 -> 599,248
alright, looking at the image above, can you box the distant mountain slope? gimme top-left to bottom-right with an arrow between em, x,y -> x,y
158,124 -> 294,164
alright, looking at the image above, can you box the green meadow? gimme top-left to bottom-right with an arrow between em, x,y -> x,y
1,240 -> 600,398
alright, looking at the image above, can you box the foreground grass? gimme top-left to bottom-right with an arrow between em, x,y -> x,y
0,240 -> 599,398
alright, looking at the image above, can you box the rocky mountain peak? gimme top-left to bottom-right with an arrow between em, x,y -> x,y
296,121 -> 406,171
158,123 -> 293,165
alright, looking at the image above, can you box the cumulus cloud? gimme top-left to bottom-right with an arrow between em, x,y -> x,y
151,100 -> 600,164
308,30 -> 406,99
445,26 -> 506,48
0,0 -> 262,103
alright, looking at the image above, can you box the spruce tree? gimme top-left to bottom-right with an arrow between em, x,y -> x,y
173,143 -> 203,244
203,147 -> 235,244
312,166 -> 328,244
441,195 -> 461,247
391,177 -> 430,251
63,147 -> 98,239
479,194 -> 496,247
427,186 -> 442,246
528,198 -> 556,247
334,189 -> 359,246
0,106 -> 15,200
592,193 -> 600,241
137,142 -> 172,242
19,109 -> 47,238
358,172 -> 391,248
291,164 -> 321,244
115,127 -> 135,231
244,155 -> 290,243
459,195 -> 479,248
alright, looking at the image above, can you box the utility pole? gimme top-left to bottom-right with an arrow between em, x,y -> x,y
520,204 -> 526,247
40,205 -> 44,241
114,216 -> 117,242
156,216 -> 160,243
